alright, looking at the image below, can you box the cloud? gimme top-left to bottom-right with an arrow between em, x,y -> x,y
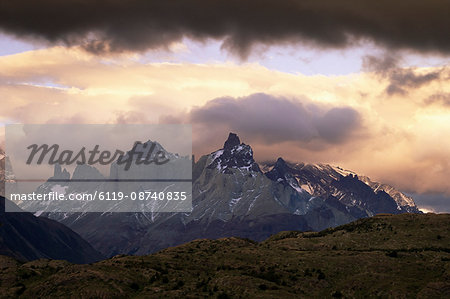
315,107 -> 361,143
0,1 -> 449,57
363,54 -> 443,95
184,93 -> 362,146
424,93 -> 450,107
362,54 -> 399,74
386,70 -> 441,95
408,193 -> 450,213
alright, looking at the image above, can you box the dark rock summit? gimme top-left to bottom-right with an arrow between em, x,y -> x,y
223,132 -> 240,150
266,157 -> 290,180
50,164 -> 70,180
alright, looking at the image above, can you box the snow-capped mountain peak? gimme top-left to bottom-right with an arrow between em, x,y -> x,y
207,133 -> 260,173
262,159 -> 420,214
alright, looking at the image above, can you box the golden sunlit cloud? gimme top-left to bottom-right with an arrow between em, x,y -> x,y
0,47 -> 449,199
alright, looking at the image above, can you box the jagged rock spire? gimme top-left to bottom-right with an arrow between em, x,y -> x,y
224,132 -> 240,150
266,157 -> 291,181
207,132 -> 260,173
52,164 -> 70,180
274,157 -> 287,169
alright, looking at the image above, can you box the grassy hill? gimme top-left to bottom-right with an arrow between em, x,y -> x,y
0,213 -> 449,298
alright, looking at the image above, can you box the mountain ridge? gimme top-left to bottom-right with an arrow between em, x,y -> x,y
18,132 -> 422,257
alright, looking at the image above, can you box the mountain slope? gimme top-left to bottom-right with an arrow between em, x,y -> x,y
0,197 -> 104,263
0,213 -> 448,298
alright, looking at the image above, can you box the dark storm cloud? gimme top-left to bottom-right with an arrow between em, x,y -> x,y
363,55 -> 443,95
0,0 -> 449,56
189,93 -> 361,144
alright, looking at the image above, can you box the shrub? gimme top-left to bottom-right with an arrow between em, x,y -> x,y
259,284 -> 267,290
386,250 -> 398,258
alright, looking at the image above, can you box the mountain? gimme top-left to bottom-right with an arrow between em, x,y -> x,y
0,196 -> 104,263
262,158 -> 420,229
263,159 -> 419,213
0,149 -> 17,197
359,175 -> 418,211
36,133 -> 420,257
188,133 -> 310,222
1,213 -> 448,298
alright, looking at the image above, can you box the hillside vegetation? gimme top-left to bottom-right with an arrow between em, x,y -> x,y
0,213 -> 449,298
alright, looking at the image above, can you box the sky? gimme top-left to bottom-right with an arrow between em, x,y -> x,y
0,0 -> 449,212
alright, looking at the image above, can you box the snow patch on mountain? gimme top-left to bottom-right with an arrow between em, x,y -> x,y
51,184 -> 68,195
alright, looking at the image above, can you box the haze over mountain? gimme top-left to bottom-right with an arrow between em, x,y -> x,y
33,133 -> 421,257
